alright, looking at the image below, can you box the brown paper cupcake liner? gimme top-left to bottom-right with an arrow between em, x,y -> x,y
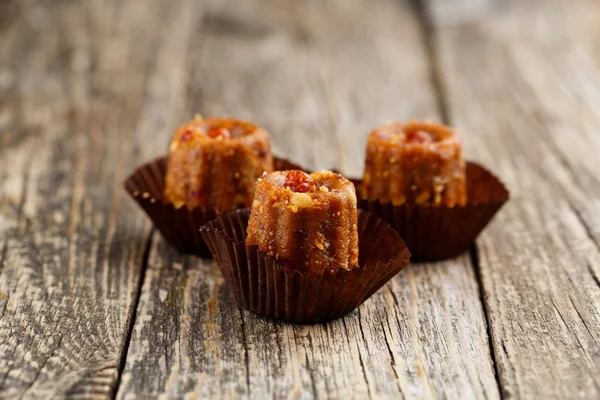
124,156 -> 306,257
353,162 -> 509,261
200,208 -> 411,324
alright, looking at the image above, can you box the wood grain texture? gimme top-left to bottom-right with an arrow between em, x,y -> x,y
426,0 -> 600,398
0,0 -> 195,397
117,0 -> 499,399
8,0 -> 598,398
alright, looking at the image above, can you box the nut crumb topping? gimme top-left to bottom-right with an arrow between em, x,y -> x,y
290,192 -> 313,209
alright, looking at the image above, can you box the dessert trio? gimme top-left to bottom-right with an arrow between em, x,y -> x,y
125,115 -> 508,323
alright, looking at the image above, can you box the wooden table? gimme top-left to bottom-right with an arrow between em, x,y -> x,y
1,0 -> 599,398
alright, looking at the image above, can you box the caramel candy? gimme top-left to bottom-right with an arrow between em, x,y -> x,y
164,116 -> 274,211
246,170 -> 359,274
362,121 -> 467,207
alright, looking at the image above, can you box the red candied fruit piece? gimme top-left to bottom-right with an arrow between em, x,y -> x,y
207,126 -> 232,139
284,171 -> 315,193
406,130 -> 433,144
180,129 -> 193,142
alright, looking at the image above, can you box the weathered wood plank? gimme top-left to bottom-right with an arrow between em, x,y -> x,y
0,0 -> 197,397
426,0 -> 600,398
117,0 -> 500,398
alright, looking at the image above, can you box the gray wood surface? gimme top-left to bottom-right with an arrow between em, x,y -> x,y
427,0 -> 600,398
0,0 -> 187,397
0,0 -> 598,399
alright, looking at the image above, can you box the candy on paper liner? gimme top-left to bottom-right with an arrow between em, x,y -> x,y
350,162 -> 509,261
199,208 -> 411,324
124,156 -> 307,258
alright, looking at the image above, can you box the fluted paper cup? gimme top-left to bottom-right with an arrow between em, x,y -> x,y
353,162 -> 509,261
200,208 -> 411,323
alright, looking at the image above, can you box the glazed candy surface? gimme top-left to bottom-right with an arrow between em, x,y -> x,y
164,116 -> 274,211
246,170 -> 359,274
362,121 -> 467,207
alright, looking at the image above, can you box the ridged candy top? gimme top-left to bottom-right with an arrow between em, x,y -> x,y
373,121 -> 455,144
164,116 -> 273,211
246,170 -> 359,274
362,121 -> 467,207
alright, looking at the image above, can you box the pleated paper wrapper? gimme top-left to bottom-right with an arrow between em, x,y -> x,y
200,208 -> 411,324
352,162 -> 509,261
